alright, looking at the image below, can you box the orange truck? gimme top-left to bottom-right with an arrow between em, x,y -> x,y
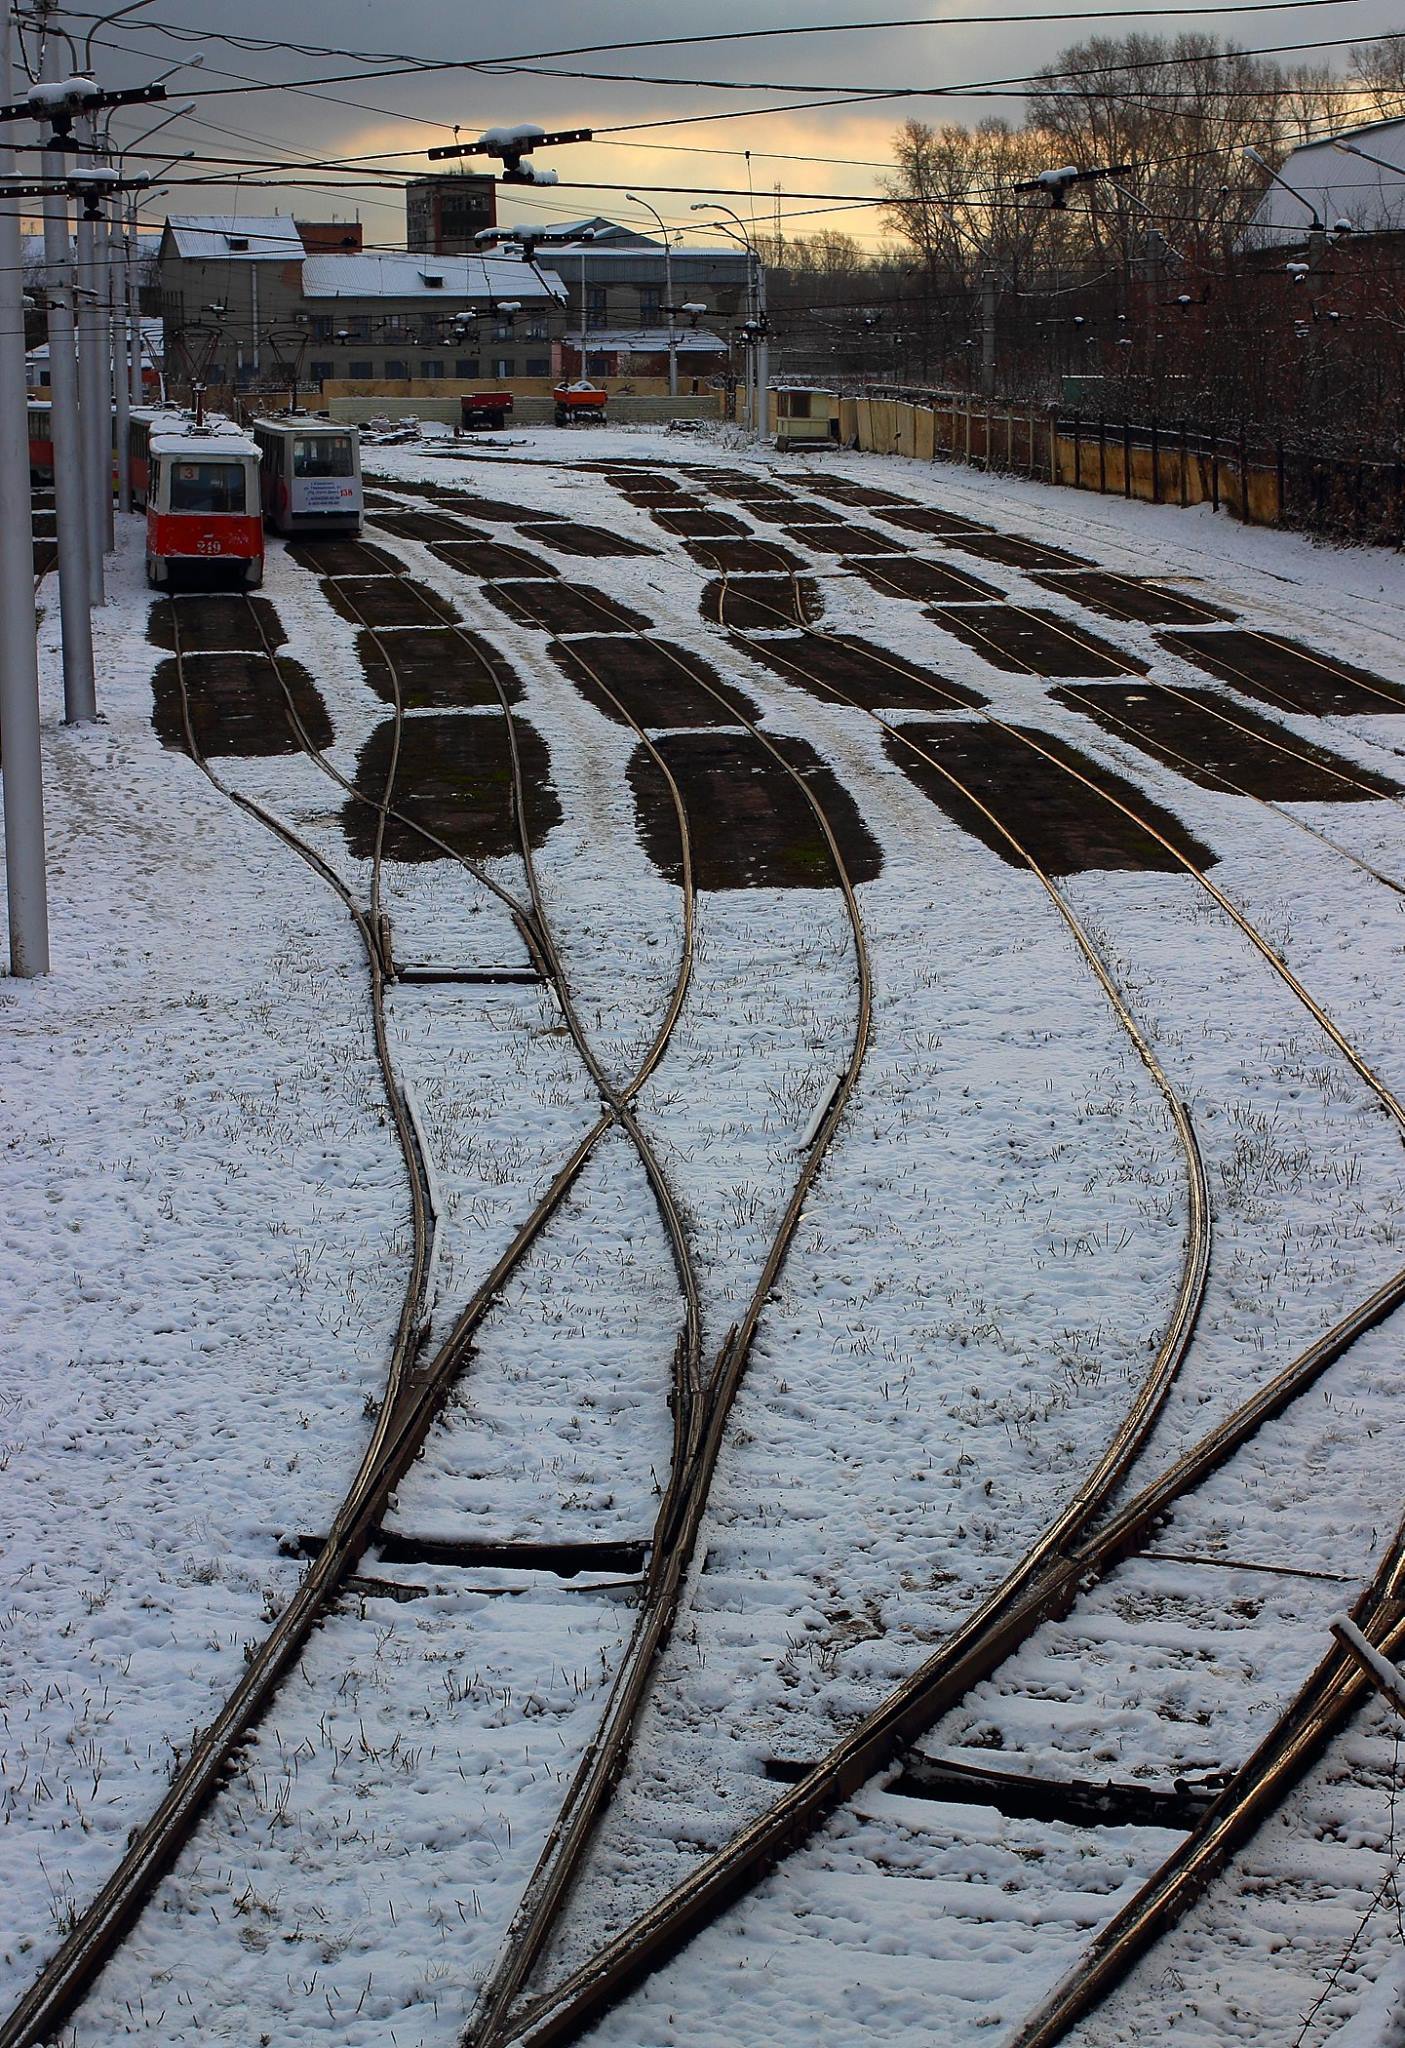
553,382 -> 608,427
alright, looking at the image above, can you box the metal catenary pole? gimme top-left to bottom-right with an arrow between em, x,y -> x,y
126,192 -> 141,407
74,150 -> 107,600
112,189 -> 129,511
754,249 -> 769,443
38,20 -> 96,721
0,7 -> 50,973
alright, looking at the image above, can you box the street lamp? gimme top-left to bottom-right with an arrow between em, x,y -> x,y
1243,143 -> 1326,249
625,192 -> 678,398
691,202 -> 767,441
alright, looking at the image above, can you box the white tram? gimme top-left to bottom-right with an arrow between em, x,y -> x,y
249,415 -> 363,536
131,408 -> 264,589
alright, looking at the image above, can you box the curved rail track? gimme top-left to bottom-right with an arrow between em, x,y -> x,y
477,474 -> 1405,2046
364,512 -> 879,2048
759,540 -> 1405,898
347,482 -> 1222,2043
0,556 -> 706,2048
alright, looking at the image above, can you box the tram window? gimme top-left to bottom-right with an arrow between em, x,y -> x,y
292,435 -> 355,478
169,461 -> 248,513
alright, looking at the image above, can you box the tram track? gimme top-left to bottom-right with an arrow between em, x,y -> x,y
772,541 -> 1405,896
473,480 -> 1405,2045
353,499 -> 878,2048
0,551 -> 705,2048
489,523 -> 1405,2048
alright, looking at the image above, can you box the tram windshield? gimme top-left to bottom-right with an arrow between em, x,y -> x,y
292,435 -> 355,478
169,460 -> 249,513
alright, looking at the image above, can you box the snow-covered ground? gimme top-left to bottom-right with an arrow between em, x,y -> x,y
6,423 -> 1405,2046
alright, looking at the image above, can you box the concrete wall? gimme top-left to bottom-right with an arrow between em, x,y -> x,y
326,391 -> 722,427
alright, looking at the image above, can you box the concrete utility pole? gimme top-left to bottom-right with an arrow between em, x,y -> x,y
38,15 -> 96,722
0,8 -> 50,973
981,267 -> 997,397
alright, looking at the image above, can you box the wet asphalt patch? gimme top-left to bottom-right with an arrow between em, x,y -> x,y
151,652 -> 332,758
428,539 -> 560,580
480,580 -> 653,635
699,576 -> 823,630
851,556 -> 1004,604
650,506 -> 754,539
886,721 -> 1217,874
733,632 -> 984,711
684,538 -> 807,574
372,511 -> 492,543
1033,571 -> 1234,627
548,636 -> 760,727
928,604 -> 1142,676
940,531 -> 1093,572
630,729 -> 884,889
344,713 -> 561,863
1157,630 -> 1405,716
323,577 -> 456,628
147,594 -> 287,654
1051,683 -> 1401,802
355,627 -> 524,710
516,521 -> 655,558
285,538 -> 401,576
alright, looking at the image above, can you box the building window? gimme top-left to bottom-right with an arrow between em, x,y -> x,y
586,285 -> 606,331
309,359 -> 333,382
337,317 -> 369,343
384,358 -> 408,379
492,318 -> 513,343
348,360 -> 373,379
494,358 -> 512,378
419,360 -> 445,378
523,315 -> 547,341
639,285 -> 662,323
310,316 -> 333,343
525,357 -> 550,375
383,316 -> 413,344
455,357 -> 479,378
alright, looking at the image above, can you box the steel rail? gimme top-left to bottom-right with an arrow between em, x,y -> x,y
1007,1529 -> 1405,2048
0,556 -> 699,2048
389,543 -> 877,2048
707,565 -> 1405,1136
0,598 -> 439,2048
766,545 -> 1405,895
498,490 -> 1405,2041
493,541 -> 1215,2048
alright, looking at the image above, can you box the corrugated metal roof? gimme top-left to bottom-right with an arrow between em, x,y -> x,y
300,253 -> 566,300
166,216 -> 301,259
1244,117 -> 1405,245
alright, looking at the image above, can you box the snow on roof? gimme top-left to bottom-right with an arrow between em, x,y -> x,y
573,327 -> 729,353
538,243 -> 749,265
1244,116 -> 1405,245
300,252 -> 566,301
166,216 -> 302,260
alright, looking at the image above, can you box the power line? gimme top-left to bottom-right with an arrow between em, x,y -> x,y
47,0 -> 1364,75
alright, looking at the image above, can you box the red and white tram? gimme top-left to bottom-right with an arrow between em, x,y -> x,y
249,414 -> 362,536
130,408 -> 264,588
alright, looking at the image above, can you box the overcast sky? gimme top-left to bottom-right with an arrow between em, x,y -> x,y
62,0 -> 1404,251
